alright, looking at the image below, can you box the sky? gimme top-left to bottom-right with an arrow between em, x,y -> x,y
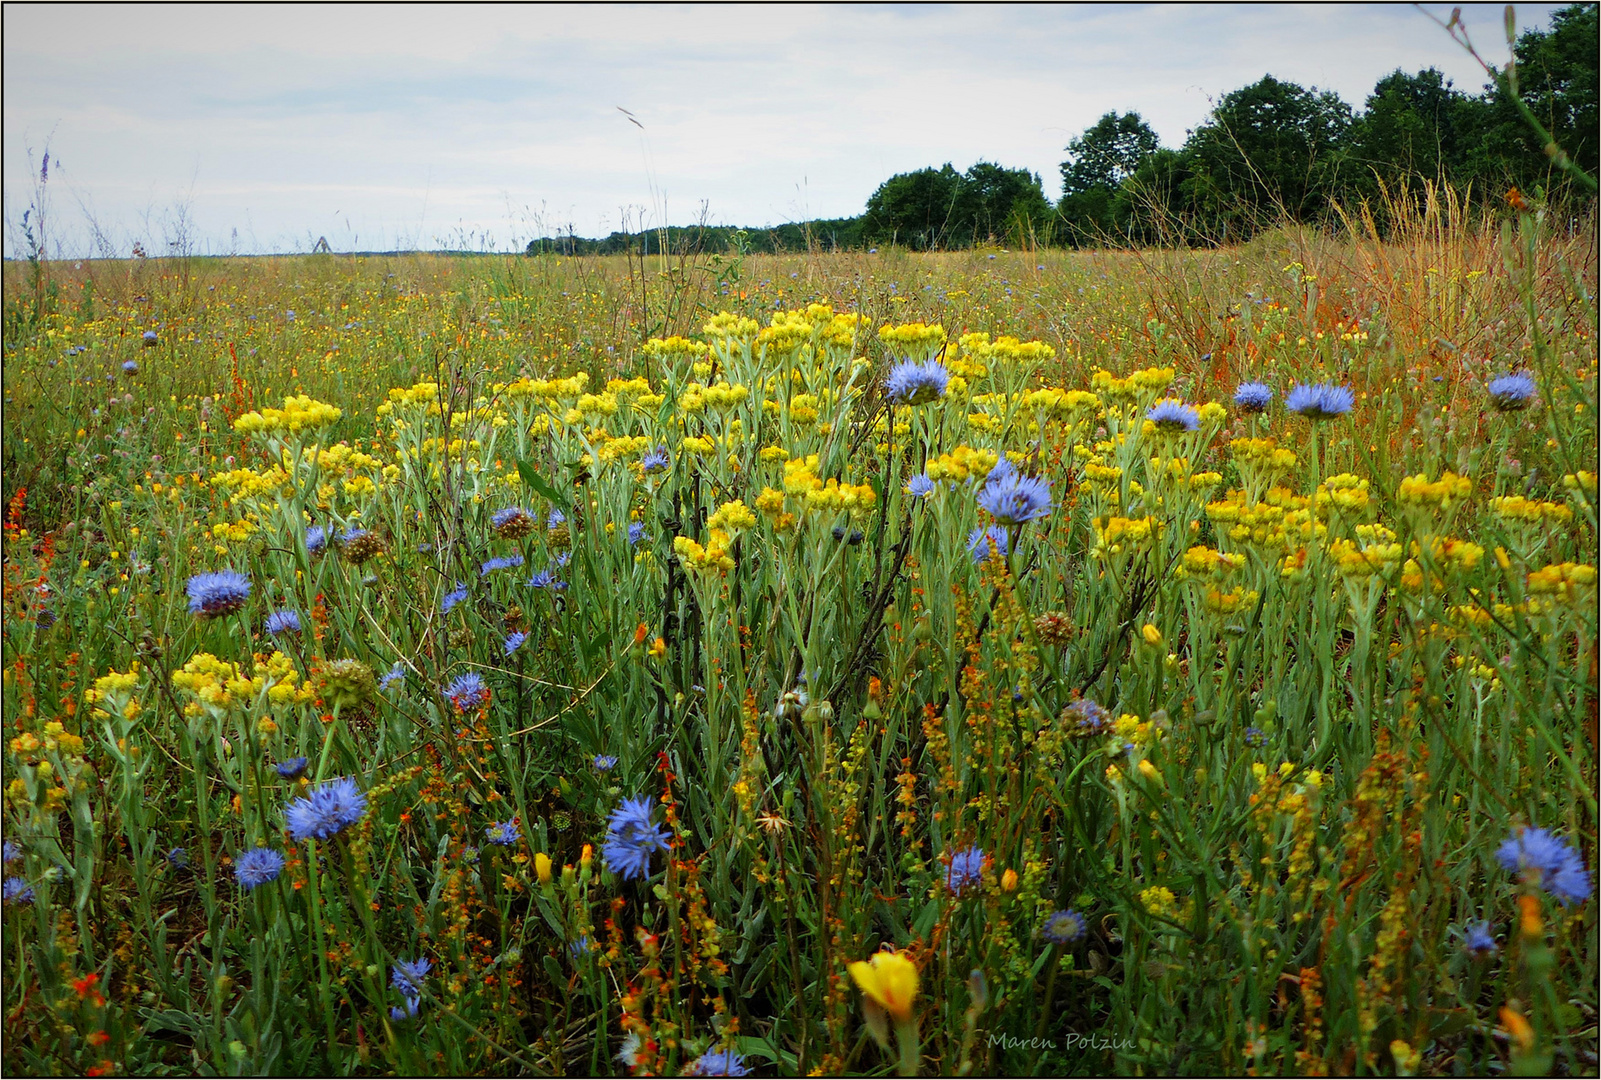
1,3 -> 1567,257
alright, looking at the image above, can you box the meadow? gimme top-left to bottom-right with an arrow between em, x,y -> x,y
1,194 -> 1597,1076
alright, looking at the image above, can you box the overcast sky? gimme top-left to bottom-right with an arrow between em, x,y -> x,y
2,3 -> 1565,257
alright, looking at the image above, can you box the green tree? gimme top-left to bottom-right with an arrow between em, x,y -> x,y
863,162 -> 1051,249
1347,68 -> 1477,190
1057,112 -> 1160,245
956,161 -> 1053,246
862,165 -> 964,249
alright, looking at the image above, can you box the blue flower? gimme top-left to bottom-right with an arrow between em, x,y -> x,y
628,522 -> 647,546
1063,698 -> 1111,737
379,663 -> 405,691
305,525 -> 328,555
285,777 -> 368,842
527,569 -> 567,590
907,473 -> 935,498
593,754 -> 619,772
1462,921 -> 1497,955
142,329 -> 159,345
485,819 -> 521,846
569,936 -> 591,959
391,957 -> 432,996
265,609 -> 301,636
186,570 -> 251,618
390,997 -> 420,1022
234,848 -> 285,890
3,877 -> 35,905
1042,908 -> 1087,945
603,796 -> 672,881
977,464 -> 1052,525
967,525 -> 1009,565
440,583 -> 468,614
547,508 -> 566,530
1497,826 -> 1592,905
166,847 -> 188,868
276,757 -> 309,780
480,555 -> 525,577
491,506 -> 528,529
503,631 -> 528,657
2,841 -> 19,863
340,526 -> 371,545
946,846 -> 985,895
1487,373 -> 1537,411
444,672 -> 489,711
1243,726 -> 1266,748
1146,399 -> 1200,432
641,448 -> 670,473
1234,382 -> 1273,412
122,360 -> 139,375
884,361 -> 950,405
686,1049 -> 751,1077
1286,382 -> 1355,419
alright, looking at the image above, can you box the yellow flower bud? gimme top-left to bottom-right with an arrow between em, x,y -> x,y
534,852 -> 553,885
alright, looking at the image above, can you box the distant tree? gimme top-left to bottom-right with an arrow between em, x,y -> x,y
1347,68 -> 1476,192
862,165 -> 964,249
1057,112 -> 1160,245
956,161 -> 1053,246
863,162 -> 1050,249
1182,75 -> 1354,238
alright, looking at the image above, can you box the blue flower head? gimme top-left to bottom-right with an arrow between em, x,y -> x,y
3,877 -> 36,905
946,845 -> 985,895
1497,826 -> 1592,905
186,570 -> 251,618
390,997 -> 420,1022
480,555 -> 525,577
276,757 -> 309,780
122,359 -> 140,375
234,848 -> 285,890
1147,399 -> 1201,432
503,631 -> 528,657
305,525 -> 328,555
1042,908 -> 1087,945
641,448 -> 671,474
603,796 -> 672,881
1286,382 -> 1355,419
142,329 -> 159,344
265,609 -> 301,636
686,1049 -> 752,1077
593,754 -> 619,771
485,819 -> 521,846
527,568 -> 567,590
1064,698 -> 1111,737
2,841 -> 19,863
166,847 -> 188,869
884,361 -> 950,406
1487,373 -> 1537,411
391,957 -> 432,996
1243,726 -> 1266,748
379,663 -> 405,691
491,506 -> 527,529
339,526 -> 371,546
444,672 -> 489,711
978,465 -> 1052,525
628,521 -> 647,546
547,508 -> 567,530
1462,921 -> 1496,956
967,525 -> 1009,565
1234,382 -> 1273,412
285,777 -> 368,842
440,583 -> 468,614
907,473 -> 935,498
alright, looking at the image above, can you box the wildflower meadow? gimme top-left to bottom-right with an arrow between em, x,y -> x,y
1,193 -> 1597,1075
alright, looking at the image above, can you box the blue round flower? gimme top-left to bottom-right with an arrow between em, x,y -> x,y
1146,398 -> 1200,432
1063,699 -> 1111,737
2,840 -> 19,863
390,997 -> 420,1021
339,526 -> 370,546
1462,920 -> 1496,955
285,777 -> 368,842
122,360 -> 140,375
946,846 -> 985,895
1042,908 -> 1087,945
603,796 -> 672,881
884,361 -> 950,406
379,663 -> 406,691
977,462 -> 1052,525
503,631 -> 528,657
491,506 -> 527,529
967,525 -> 1009,565
1286,382 -> 1355,419
485,819 -> 521,846
276,757 -> 309,780
1497,826 -> 1592,905
234,848 -> 285,890
1243,726 -> 1266,748
641,448 -> 671,474
593,754 -> 619,772
186,570 -> 251,618
547,508 -> 567,530
1487,373 -> 1537,411
527,569 -> 565,590
1233,382 -> 1273,412
907,473 -> 935,498
686,1049 -> 751,1077
391,957 -> 432,996
480,555 -> 525,577
440,583 -> 468,614
305,525 -> 328,555
166,846 -> 188,869
265,609 -> 301,636
628,522 -> 647,546
3,876 -> 35,905
142,329 -> 159,345
444,672 -> 489,711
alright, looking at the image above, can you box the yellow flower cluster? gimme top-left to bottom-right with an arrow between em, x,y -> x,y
989,336 -> 1056,365
782,456 -> 876,514
234,394 -> 343,434
925,446 -> 999,483
1489,495 -> 1574,524
641,335 -> 712,362
212,465 -> 292,500
679,382 -> 750,413
1093,515 -> 1162,554
1092,366 -> 1174,402
504,373 -> 589,402
1328,534 -> 1403,579
1178,545 -> 1244,578
11,720 -> 88,759
1206,488 -> 1323,552
877,321 -> 947,351
1205,585 -> 1261,614
171,653 -> 259,713
706,500 -> 757,533
673,532 -> 735,575
1398,471 -> 1473,510
703,312 -> 760,341
84,663 -> 142,719
1526,561 -> 1597,601
1316,473 -> 1371,516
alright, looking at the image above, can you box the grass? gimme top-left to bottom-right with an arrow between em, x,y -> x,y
1,200 -> 1596,1077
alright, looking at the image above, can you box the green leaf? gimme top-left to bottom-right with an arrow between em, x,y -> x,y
517,459 -> 568,510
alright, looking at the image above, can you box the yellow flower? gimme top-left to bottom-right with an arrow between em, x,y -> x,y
535,852 -> 553,885
847,950 -> 919,1022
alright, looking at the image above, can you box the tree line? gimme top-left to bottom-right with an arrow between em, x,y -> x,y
529,3 -> 1595,256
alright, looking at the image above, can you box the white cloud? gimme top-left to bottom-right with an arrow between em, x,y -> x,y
3,2 -> 1568,255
